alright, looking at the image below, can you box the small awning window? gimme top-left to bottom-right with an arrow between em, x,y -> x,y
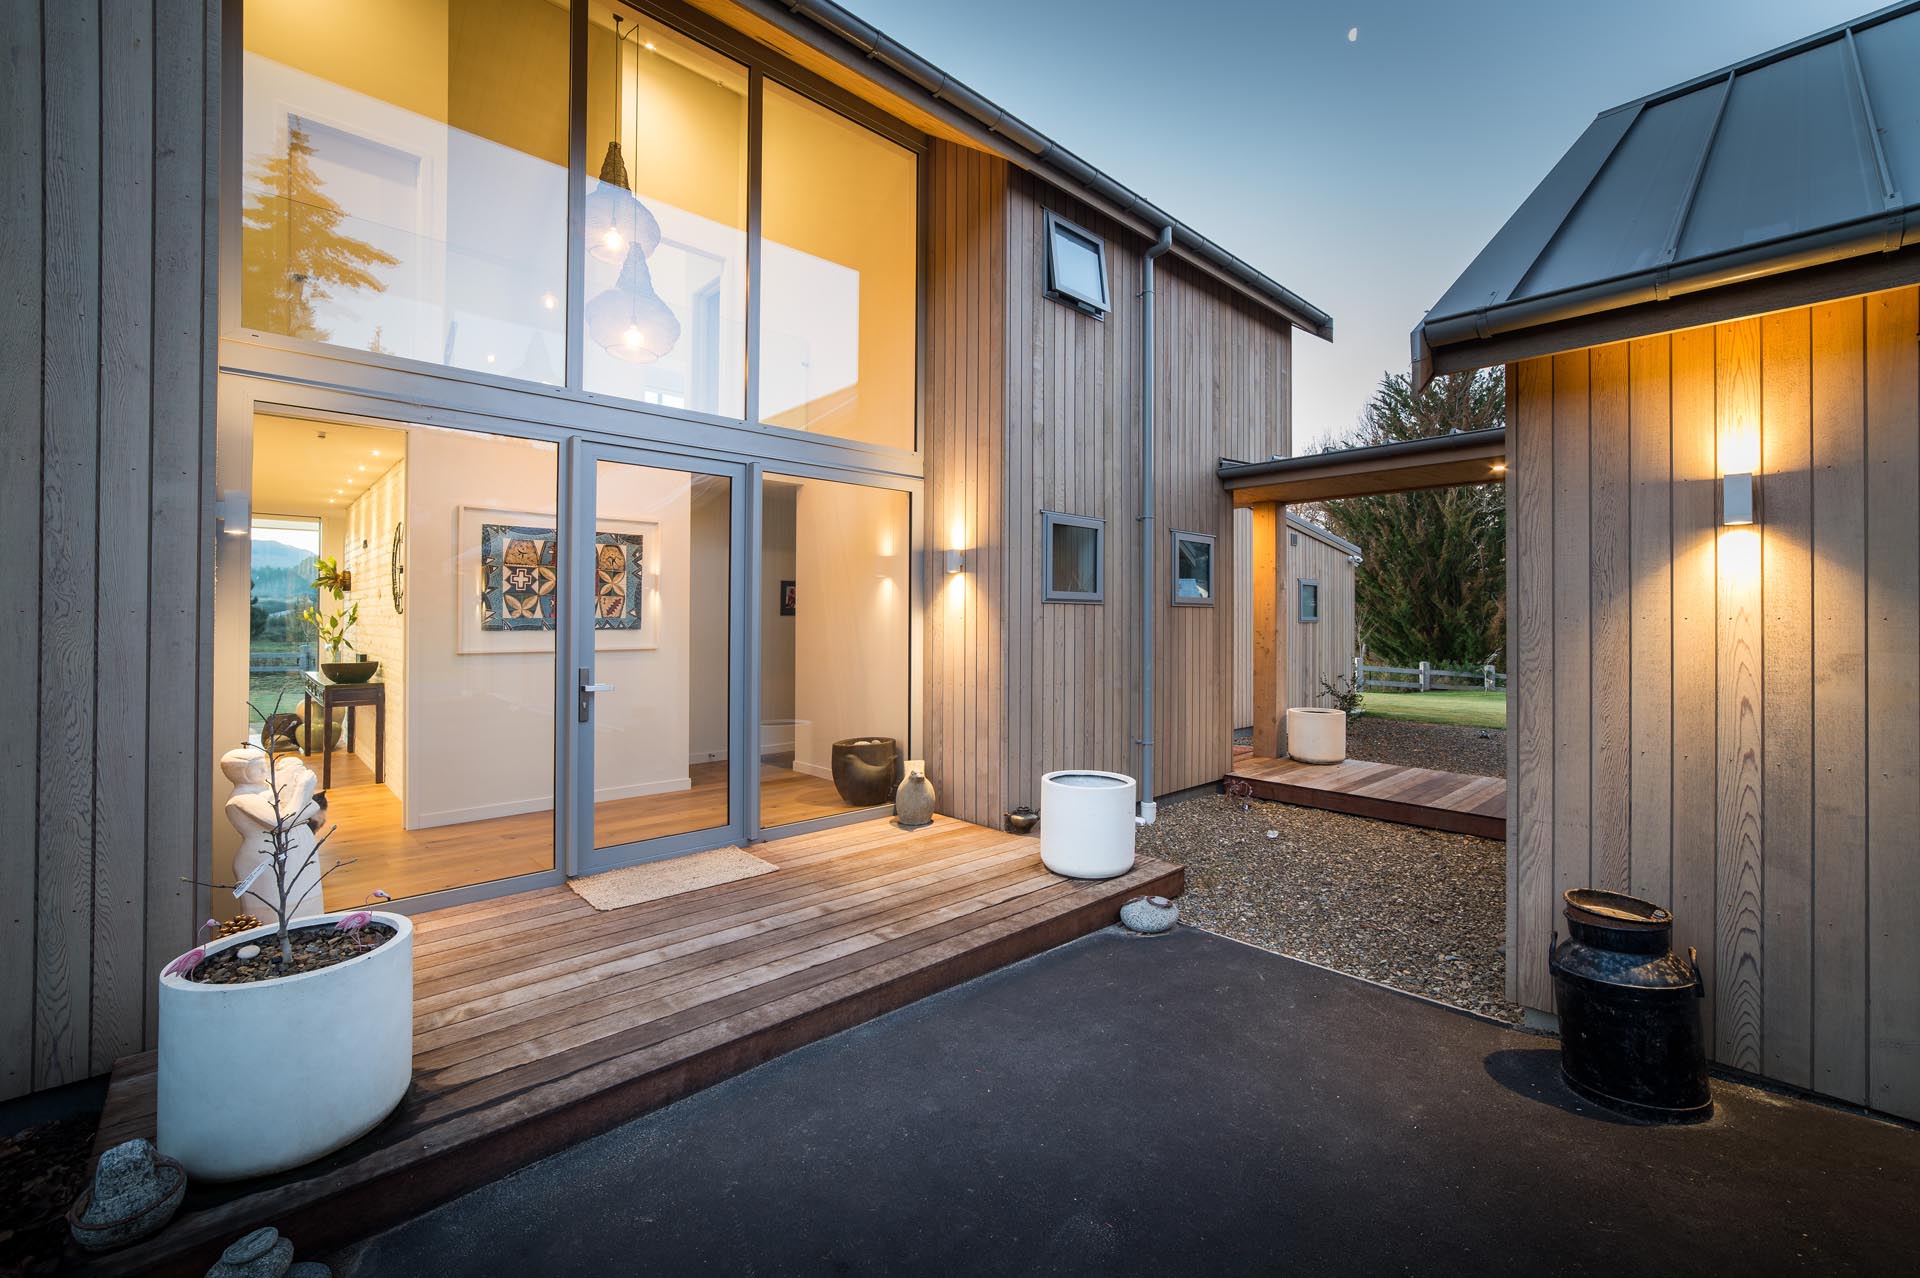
1044,211 -> 1110,316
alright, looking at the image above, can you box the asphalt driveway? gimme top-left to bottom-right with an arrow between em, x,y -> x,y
336,927 -> 1916,1276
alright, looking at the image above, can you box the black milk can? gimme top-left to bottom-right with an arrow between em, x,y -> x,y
1549,889 -> 1712,1122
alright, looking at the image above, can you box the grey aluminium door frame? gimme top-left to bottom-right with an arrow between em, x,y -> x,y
564,438 -> 755,876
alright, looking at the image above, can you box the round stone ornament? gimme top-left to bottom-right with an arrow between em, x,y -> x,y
1119,895 -> 1179,934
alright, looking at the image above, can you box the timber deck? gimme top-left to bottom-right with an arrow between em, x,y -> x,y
1227,750 -> 1506,840
82,817 -> 1183,1276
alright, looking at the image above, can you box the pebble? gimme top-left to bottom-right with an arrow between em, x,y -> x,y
237,944 -> 262,961
1137,772 -> 1523,1023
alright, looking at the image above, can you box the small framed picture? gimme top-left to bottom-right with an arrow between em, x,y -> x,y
780,580 -> 796,616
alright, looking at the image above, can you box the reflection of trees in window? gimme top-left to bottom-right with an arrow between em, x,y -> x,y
241,127 -> 398,341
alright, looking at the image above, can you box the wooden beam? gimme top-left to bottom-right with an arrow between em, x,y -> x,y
1249,502 -> 1286,758
1223,434 -> 1507,506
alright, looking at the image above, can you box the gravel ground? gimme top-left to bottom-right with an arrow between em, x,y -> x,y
1343,716 -> 1506,777
1137,793 -> 1522,1022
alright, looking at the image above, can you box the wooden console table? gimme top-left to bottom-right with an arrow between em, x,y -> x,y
301,670 -> 385,790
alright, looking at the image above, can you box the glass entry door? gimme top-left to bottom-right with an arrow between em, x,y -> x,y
564,442 -> 748,876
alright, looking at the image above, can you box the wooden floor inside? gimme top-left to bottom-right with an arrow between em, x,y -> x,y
317,753 -> 853,902
1228,749 -> 1506,840
86,817 -> 1183,1276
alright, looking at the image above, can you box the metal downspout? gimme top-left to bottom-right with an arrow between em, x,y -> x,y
1139,224 -> 1174,824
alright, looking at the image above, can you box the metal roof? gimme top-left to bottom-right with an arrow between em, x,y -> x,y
1217,428 -> 1507,504
730,0 -> 1333,339
1415,2 -> 1920,370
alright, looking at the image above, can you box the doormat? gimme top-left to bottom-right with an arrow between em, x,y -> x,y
568,846 -> 778,911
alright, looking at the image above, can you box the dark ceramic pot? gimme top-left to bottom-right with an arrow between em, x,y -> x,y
830,737 -> 899,807
1005,806 -> 1040,835
321,659 -> 379,684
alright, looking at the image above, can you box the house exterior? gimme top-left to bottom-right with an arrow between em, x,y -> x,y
1417,4 -> 1920,1120
1232,513 -> 1360,727
1,0 -> 1328,1102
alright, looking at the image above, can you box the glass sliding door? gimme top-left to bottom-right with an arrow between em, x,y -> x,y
568,443 -> 746,874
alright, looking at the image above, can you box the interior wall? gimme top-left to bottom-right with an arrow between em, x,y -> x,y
345,458 -> 407,798
687,481 -> 730,762
402,429 -> 692,828
761,484 -> 798,753
792,479 -> 911,775
1508,285 -> 1920,1121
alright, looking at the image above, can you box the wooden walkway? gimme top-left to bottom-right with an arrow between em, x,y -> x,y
84,818 -> 1182,1276
1227,750 -> 1506,840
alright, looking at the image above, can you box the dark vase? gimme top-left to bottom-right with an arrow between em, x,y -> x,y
321,659 -> 380,684
830,738 -> 900,807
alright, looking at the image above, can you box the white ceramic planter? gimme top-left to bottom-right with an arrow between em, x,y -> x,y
1039,770 -> 1137,879
1287,707 -> 1348,764
156,911 -> 413,1181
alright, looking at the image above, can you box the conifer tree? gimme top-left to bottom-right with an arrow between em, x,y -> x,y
1300,369 -> 1506,670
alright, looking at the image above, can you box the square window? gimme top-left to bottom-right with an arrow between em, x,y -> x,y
1299,579 -> 1320,623
1044,211 -> 1110,316
1172,530 -> 1214,605
1043,511 -> 1104,602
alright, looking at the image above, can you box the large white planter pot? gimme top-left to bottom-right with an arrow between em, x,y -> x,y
157,911 -> 413,1181
1039,770 -> 1137,880
1287,707 -> 1348,764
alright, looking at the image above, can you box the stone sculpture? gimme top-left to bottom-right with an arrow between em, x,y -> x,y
220,747 -> 327,922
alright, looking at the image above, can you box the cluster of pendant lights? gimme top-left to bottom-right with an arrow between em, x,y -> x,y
583,15 -> 680,364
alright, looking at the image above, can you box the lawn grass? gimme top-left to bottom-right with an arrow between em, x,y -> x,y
1359,688 -> 1507,729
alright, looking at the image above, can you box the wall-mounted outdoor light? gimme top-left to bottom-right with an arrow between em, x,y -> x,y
945,548 -> 966,574
1721,472 -> 1756,526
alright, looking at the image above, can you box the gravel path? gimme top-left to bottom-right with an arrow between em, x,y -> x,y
1137,793 -> 1521,1023
1343,716 -> 1506,777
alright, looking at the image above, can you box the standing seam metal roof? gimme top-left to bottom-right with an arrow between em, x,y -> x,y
1417,2 -> 1920,355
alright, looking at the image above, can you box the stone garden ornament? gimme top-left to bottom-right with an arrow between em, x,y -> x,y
66,1139 -> 186,1251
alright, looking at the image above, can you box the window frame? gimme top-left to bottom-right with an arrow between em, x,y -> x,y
1170,529 -> 1215,607
1298,578 -> 1320,623
1042,210 -> 1111,318
1042,510 -> 1105,603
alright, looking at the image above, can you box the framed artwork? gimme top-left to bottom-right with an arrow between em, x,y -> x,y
780,580 -> 796,617
456,507 -> 658,653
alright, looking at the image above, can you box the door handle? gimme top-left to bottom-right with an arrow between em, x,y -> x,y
577,667 -> 616,722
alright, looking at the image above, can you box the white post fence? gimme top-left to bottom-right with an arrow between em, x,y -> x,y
1350,658 -> 1508,692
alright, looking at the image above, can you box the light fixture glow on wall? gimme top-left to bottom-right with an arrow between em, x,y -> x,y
1721,472 -> 1756,526
945,548 -> 965,574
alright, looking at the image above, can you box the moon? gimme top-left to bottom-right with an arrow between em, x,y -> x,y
1347,27 -> 1358,42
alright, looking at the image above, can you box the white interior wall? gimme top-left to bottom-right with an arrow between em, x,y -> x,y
760,484 -> 797,756
344,457 -> 406,799
687,481 -> 730,763
792,480 -> 908,776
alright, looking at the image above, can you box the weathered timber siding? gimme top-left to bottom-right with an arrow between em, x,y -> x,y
923,141 -> 1007,830
999,167 -> 1290,818
1,0 -> 217,1101
1233,512 -> 1357,725
1508,287 -> 1920,1119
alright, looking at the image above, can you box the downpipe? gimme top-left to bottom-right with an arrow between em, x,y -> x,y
1138,223 -> 1174,826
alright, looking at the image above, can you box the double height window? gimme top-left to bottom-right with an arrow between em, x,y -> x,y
237,0 -> 918,451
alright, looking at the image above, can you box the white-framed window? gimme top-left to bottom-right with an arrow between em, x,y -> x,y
1043,511 -> 1104,602
1172,530 -> 1214,605
1043,211 -> 1110,317
1298,578 -> 1320,623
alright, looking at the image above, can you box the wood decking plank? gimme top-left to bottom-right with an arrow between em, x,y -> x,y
82,820 -> 1179,1278
1226,755 -> 1505,841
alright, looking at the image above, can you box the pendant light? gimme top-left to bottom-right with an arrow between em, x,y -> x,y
585,250 -> 681,364
584,15 -> 660,264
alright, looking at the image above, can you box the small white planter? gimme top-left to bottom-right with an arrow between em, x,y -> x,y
157,912 -> 413,1182
1039,770 -> 1137,880
1287,707 -> 1348,764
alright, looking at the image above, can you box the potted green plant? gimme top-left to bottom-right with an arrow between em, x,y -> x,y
301,556 -> 378,683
